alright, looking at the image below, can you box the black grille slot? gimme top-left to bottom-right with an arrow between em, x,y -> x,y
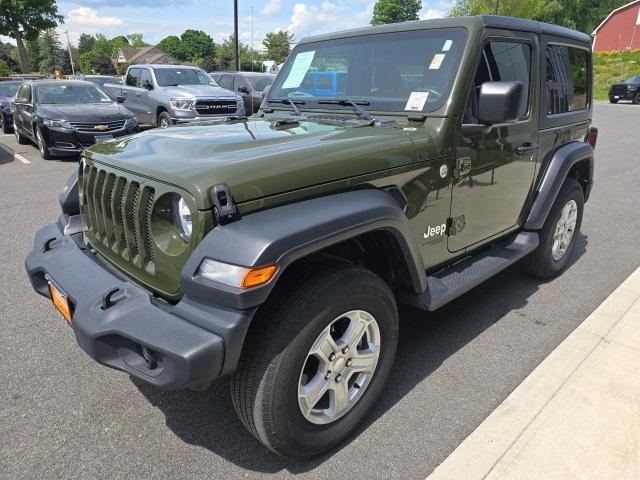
195,99 -> 238,115
81,167 -> 155,266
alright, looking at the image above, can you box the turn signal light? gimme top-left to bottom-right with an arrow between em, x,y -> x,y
242,265 -> 278,288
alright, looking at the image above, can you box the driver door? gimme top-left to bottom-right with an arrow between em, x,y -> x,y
448,34 -> 539,253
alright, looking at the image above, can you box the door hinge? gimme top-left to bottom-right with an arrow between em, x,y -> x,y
453,157 -> 471,178
447,215 -> 466,236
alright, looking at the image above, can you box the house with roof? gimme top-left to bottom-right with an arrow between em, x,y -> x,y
593,0 -> 640,51
112,46 -> 177,69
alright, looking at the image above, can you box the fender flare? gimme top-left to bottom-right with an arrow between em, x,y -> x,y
180,189 -> 427,310
524,142 -> 593,231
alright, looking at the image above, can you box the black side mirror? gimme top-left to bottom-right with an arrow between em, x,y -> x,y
237,85 -> 250,94
116,96 -> 126,103
477,81 -> 524,124
14,97 -> 28,105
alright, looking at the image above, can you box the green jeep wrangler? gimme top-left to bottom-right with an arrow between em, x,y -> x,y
26,16 -> 597,457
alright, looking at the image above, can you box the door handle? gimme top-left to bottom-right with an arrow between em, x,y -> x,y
516,142 -> 539,155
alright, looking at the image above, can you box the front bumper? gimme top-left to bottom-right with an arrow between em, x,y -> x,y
609,88 -> 635,101
25,220 -> 255,390
43,124 -> 139,156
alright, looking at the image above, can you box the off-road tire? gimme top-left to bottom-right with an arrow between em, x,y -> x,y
157,111 -> 172,128
14,123 -> 28,144
231,264 -> 399,458
524,178 -> 584,278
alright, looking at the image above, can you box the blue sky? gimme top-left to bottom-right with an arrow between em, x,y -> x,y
2,1 -> 452,53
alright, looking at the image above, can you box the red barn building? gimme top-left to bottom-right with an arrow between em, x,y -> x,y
593,0 -> 640,51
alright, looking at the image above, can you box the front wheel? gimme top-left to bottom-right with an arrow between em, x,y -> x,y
231,264 -> 399,457
14,122 -> 28,144
36,127 -> 52,160
157,111 -> 172,128
609,98 -> 618,104
524,178 -> 584,278
633,93 -> 640,105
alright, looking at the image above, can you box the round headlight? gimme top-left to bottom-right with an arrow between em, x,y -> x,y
173,196 -> 192,242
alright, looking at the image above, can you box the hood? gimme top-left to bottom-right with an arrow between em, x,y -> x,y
159,84 -> 238,99
85,116 -> 449,210
37,103 -> 133,121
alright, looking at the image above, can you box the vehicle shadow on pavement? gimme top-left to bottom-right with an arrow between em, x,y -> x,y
132,233 -> 587,474
0,143 -> 15,165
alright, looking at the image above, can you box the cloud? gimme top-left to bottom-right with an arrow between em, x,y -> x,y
67,7 -> 124,26
81,0 -> 178,7
420,9 -> 444,20
288,2 -> 346,36
262,0 -> 282,16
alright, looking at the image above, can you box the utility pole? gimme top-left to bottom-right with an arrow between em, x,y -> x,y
234,0 -> 240,71
65,30 -> 75,76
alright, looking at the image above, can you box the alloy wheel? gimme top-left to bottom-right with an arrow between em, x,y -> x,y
551,199 -> 578,261
298,310 -> 381,425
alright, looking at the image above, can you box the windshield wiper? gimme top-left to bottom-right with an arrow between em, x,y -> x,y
267,98 -> 305,116
317,99 -> 375,123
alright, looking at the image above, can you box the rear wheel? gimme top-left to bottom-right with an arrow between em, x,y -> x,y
14,122 -> 28,144
157,111 -> 172,128
231,264 -> 399,457
524,178 -> 584,278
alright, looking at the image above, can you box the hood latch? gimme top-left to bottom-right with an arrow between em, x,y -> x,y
211,183 -> 241,225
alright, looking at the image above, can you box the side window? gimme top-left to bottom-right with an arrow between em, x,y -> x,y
465,41 -> 531,122
218,75 -> 234,90
545,45 -> 588,115
126,68 -> 141,87
234,76 -> 249,92
139,69 -> 152,87
484,41 -> 531,118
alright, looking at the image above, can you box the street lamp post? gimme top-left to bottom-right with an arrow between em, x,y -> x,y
234,0 -> 240,71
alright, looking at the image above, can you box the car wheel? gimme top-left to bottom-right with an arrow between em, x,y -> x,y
609,98 -> 618,104
231,264 -> 399,458
1,115 -> 11,133
157,111 -> 172,128
633,93 -> 640,105
523,178 -> 584,278
14,122 -> 28,144
36,127 -> 52,160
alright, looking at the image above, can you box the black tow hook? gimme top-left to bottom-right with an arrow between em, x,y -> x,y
101,287 -> 125,310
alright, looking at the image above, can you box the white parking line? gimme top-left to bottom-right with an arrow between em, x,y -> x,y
14,153 -> 31,164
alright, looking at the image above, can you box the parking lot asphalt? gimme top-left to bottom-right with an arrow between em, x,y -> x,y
1,102 -> 639,480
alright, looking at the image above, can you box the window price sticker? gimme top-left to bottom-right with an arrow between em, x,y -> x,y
429,53 -> 446,70
405,91 -> 429,111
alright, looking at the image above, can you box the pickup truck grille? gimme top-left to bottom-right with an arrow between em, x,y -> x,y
81,163 -> 156,266
195,99 -> 238,116
70,119 -> 126,133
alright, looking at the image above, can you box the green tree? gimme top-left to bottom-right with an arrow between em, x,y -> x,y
180,29 -> 215,62
0,0 -> 62,73
79,50 -> 97,74
110,35 -> 129,57
127,33 -> 148,48
93,55 -> 116,74
0,59 -> 12,76
77,33 -> 95,55
25,38 -> 40,73
371,0 -> 422,25
93,34 -> 113,58
158,35 -> 184,60
38,28 -> 64,75
263,30 -> 294,63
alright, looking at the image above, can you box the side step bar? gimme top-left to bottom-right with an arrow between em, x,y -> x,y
415,231 -> 539,311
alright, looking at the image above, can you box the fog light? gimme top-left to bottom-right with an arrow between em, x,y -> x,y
199,259 -> 277,288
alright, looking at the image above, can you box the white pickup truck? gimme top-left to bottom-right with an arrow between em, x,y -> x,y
103,64 -> 245,128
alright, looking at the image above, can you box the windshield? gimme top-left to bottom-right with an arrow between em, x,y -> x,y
625,75 -> 640,83
268,27 -> 467,113
36,83 -> 113,104
0,82 -> 22,98
153,67 -> 214,87
246,75 -> 275,91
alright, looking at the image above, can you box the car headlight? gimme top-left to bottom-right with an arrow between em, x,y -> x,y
44,119 -> 73,128
173,196 -> 192,242
170,98 -> 194,110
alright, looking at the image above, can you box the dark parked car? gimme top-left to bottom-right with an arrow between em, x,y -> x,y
11,80 -> 139,159
608,75 -> 640,103
0,80 -> 23,133
210,71 -> 276,113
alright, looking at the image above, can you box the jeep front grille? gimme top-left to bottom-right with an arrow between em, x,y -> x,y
81,164 -> 155,267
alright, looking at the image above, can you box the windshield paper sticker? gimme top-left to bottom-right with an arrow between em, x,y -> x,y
282,51 -> 316,89
405,92 -> 429,111
442,40 -> 453,52
429,53 -> 446,70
